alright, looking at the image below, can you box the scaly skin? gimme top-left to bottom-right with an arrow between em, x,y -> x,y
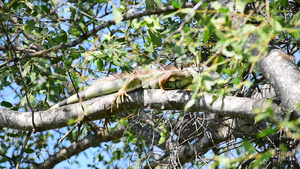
50,66 -> 219,111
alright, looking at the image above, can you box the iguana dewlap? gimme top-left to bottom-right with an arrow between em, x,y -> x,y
50,66 -> 220,110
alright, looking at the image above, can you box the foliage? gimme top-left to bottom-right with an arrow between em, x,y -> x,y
0,0 -> 299,168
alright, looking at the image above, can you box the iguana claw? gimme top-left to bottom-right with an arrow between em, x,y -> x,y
110,76 -> 139,112
111,88 -> 129,112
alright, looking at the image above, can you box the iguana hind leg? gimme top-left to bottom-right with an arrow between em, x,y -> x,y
111,76 -> 141,112
158,71 -> 191,90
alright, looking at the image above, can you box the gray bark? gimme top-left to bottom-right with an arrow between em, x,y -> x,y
0,89 -> 287,131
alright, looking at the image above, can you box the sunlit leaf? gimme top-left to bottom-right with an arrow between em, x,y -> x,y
113,7 -> 123,24
22,65 -> 31,77
172,0 -> 181,8
158,128 -> 166,144
235,0 -> 246,13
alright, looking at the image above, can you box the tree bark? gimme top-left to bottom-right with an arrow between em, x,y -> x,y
258,49 -> 300,117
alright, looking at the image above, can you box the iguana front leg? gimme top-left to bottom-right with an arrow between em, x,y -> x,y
111,76 -> 140,112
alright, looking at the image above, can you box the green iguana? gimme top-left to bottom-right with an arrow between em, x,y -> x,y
50,65 -> 220,111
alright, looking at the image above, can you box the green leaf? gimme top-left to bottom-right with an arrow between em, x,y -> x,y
161,11 -> 179,20
42,5 -> 51,14
1,101 -> 13,108
172,0 -> 181,8
30,72 -> 36,81
211,1 -> 222,10
68,119 -> 75,125
25,2 -> 34,10
113,7 -> 123,24
132,19 -> 141,29
126,132 -> 134,144
145,0 -> 155,10
218,7 -> 230,13
83,105 -> 90,116
184,99 -> 195,111
22,65 -> 31,77
291,11 -> 300,24
188,43 -> 195,54
235,0 -> 246,13
271,20 -> 282,32
158,128 -> 166,144
120,118 -> 128,126
279,0 -> 288,7
154,0 -> 162,8
103,33 -> 112,41
173,46 -> 184,55
243,140 -> 255,153
33,4 -> 42,15
297,101 -> 300,110
147,29 -> 162,46
29,94 -> 36,106
51,73 -> 66,81
279,144 -> 288,152
61,30 -> 68,42
112,57 -> 121,66
152,17 -> 161,29
255,113 -> 271,122
203,29 -> 210,43
233,78 -> 240,86
24,148 -> 34,153
95,60 -> 103,71
20,97 -> 26,106
32,31 -> 42,38
79,22 -> 89,33
240,24 -> 256,34
113,149 -> 122,160
25,20 -> 35,32
257,127 -> 279,138
144,17 -> 153,24
203,77 -> 214,91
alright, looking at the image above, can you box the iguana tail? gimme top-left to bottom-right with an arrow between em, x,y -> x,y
50,78 -> 129,109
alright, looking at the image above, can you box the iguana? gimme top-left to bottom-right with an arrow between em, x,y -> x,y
50,65 -> 220,111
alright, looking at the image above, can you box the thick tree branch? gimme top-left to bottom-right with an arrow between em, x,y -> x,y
0,89 -> 286,131
258,49 -> 300,117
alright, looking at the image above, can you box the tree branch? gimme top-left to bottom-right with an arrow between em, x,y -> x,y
258,49 -> 300,117
0,88 -> 287,132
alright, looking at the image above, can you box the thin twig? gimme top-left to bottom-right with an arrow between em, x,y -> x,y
57,122 -> 81,145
